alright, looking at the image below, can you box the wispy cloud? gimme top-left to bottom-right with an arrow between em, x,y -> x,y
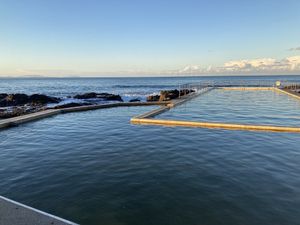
3,55 -> 300,77
177,56 -> 300,75
288,47 -> 300,51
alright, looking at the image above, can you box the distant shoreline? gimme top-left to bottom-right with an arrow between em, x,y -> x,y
1,74 -> 300,79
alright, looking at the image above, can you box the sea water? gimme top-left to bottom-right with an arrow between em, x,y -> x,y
1,76 -> 300,225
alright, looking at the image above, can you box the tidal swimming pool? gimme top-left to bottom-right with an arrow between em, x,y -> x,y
1,106 -> 300,225
157,89 -> 300,127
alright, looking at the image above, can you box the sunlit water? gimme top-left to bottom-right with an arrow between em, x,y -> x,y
1,76 -> 300,225
158,88 -> 300,126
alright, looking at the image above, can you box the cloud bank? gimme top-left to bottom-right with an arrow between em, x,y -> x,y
177,56 -> 300,75
289,47 -> 300,51
2,55 -> 300,77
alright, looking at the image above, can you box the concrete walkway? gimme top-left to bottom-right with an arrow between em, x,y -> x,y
0,196 -> 78,225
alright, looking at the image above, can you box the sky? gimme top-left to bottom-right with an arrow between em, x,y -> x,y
0,0 -> 300,77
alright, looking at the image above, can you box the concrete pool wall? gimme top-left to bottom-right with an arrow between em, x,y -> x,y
0,86 -> 211,131
131,87 -> 300,133
1,86 -> 299,133
0,101 -> 170,130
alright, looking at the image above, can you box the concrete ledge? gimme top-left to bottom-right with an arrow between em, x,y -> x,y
131,87 -> 300,133
134,106 -> 170,119
132,87 -> 214,119
274,88 -> 300,100
171,87 -> 214,108
2,87 -> 298,132
220,87 -> 274,91
0,101 -> 170,130
60,101 -> 170,113
131,118 -> 300,133
0,109 -> 61,129
0,196 -> 78,225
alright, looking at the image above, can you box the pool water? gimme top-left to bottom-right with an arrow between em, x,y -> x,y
1,105 -> 300,225
157,88 -> 300,127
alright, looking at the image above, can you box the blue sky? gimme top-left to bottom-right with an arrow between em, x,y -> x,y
1,0 -> 300,76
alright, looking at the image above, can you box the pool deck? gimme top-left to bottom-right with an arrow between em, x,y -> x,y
0,196 -> 78,225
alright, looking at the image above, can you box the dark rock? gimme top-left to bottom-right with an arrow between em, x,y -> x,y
0,94 -> 29,107
0,108 -> 25,119
159,89 -> 179,101
147,95 -> 160,102
284,85 -> 300,90
100,93 -> 123,101
74,92 -> 97,99
129,98 -> 141,102
0,93 -> 61,107
179,89 -> 195,97
146,89 -> 195,102
74,92 -> 123,101
0,93 -> 8,100
29,94 -> 60,104
0,106 -> 41,119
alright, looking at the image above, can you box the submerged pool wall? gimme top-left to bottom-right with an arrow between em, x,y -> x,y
131,87 -> 300,133
0,101 -> 169,130
1,86 -> 300,133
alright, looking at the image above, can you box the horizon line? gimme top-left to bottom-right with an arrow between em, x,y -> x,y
1,74 -> 300,79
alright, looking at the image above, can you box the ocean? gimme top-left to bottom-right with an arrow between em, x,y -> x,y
1,75 -> 300,101
1,75 -> 300,225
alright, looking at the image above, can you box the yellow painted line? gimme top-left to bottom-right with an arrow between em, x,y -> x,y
221,87 -> 274,91
3,87 -> 299,132
130,86 -> 300,133
274,88 -> 300,100
131,118 -> 300,133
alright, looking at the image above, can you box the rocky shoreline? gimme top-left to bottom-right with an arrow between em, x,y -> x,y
147,89 -> 194,101
283,85 -> 300,93
0,89 -> 194,119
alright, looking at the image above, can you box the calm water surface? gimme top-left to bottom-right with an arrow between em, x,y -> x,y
1,76 -> 300,225
158,89 -> 300,126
